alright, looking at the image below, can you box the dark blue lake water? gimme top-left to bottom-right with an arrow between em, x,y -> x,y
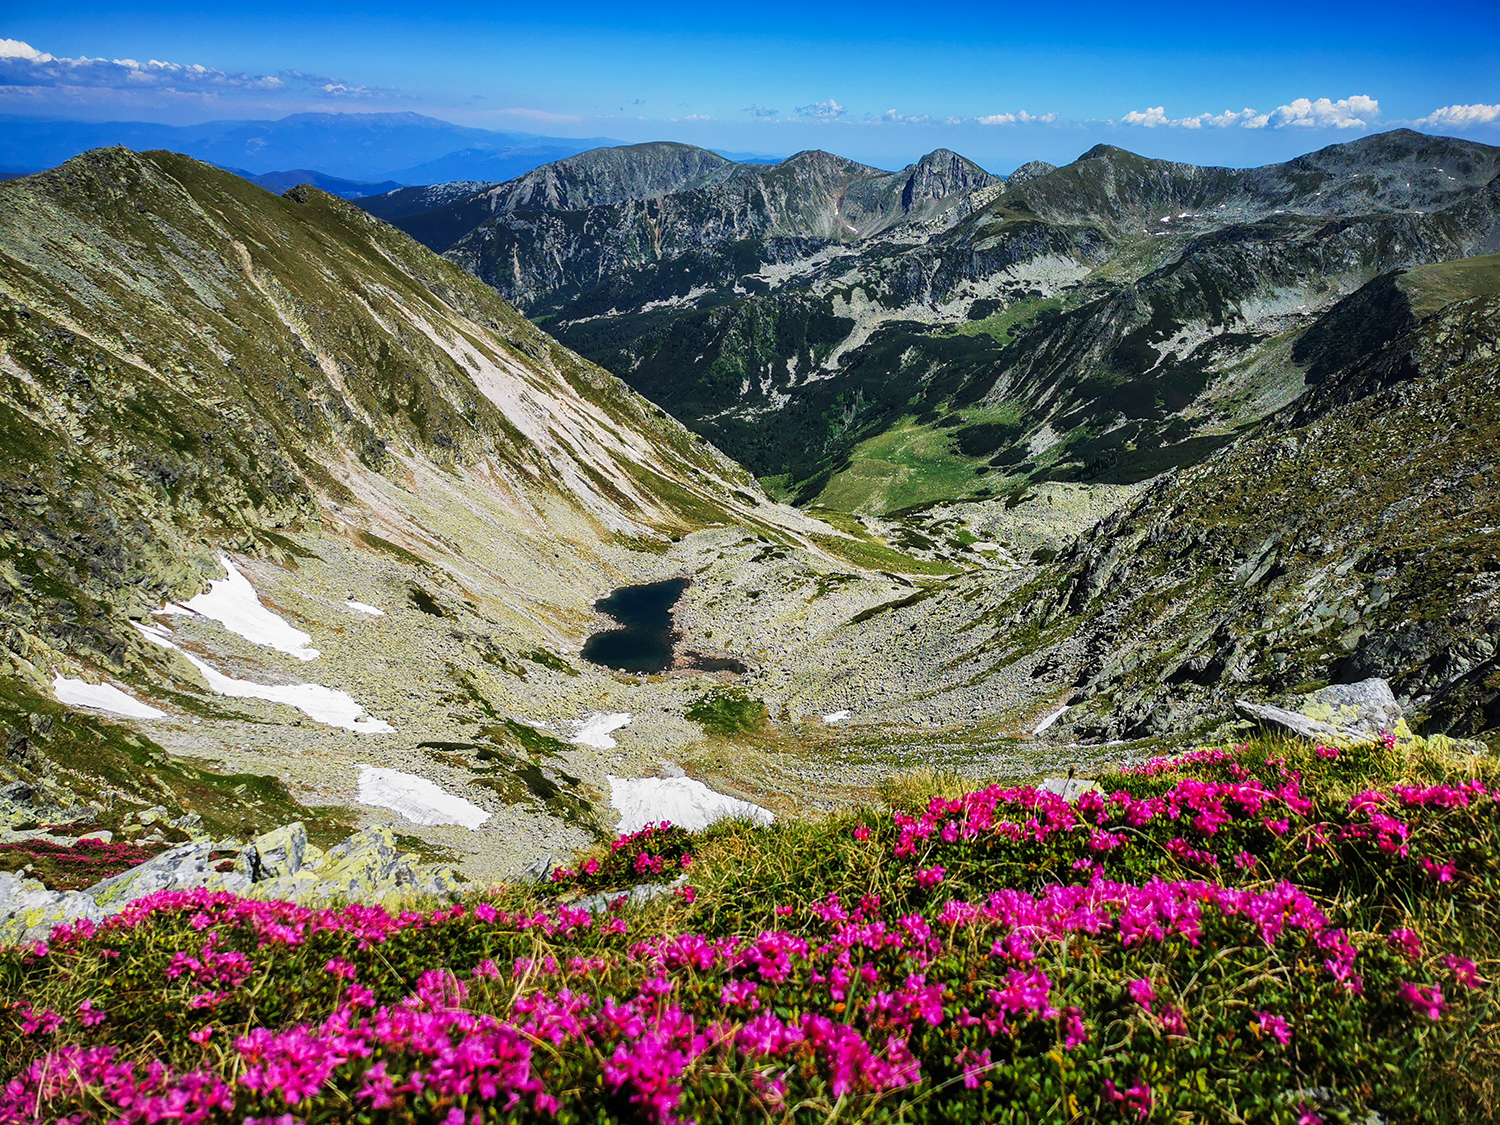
580,578 -> 745,674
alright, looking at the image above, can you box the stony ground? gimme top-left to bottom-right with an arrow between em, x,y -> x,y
54,477 -> 1146,889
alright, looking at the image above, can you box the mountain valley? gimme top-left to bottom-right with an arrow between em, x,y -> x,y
0,134 -> 1497,887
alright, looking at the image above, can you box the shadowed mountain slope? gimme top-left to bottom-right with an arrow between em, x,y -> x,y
971,268 -> 1500,738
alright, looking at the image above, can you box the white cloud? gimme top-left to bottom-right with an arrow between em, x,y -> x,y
0,38 -> 389,100
1120,106 -> 1171,127
796,98 -> 846,120
1120,95 -> 1377,130
868,108 -> 931,125
976,110 -> 1058,125
1413,102 -> 1500,129
0,38 -> 50,61
1260,95 -> 1378,128
742,103 -> 778,117
1121,106 -> 1260,128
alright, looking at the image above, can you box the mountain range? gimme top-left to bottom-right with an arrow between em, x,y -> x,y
0,111 -> 622,184
365,129 -> 1500,511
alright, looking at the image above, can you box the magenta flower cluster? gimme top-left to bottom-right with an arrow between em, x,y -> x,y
0,861 -> 1381,1124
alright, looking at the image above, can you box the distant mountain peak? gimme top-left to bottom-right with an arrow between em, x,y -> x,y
776,149 -> 889,175
1005,160 -> 1057,187
1076,143 -> 1134,162
900,149 -> 999,208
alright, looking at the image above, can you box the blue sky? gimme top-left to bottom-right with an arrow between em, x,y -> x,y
4,0 -> 1498,171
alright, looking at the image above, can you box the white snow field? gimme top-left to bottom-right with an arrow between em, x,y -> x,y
358,765 -> 490,829
822,710 -> 852,724
52,673 -> 167,720
563,712 -> 632,749
160,554 -> 320,661
131,622 -> 394,733
344,601 -> 386,616
608,774 -> 775,834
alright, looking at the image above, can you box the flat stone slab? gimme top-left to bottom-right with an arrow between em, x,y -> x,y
0,872 -> 104,945
1037,778 -> 1100,801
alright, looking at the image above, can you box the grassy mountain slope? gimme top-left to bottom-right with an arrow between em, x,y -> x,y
0,147 -> 799,845
973,278 -> 1500,738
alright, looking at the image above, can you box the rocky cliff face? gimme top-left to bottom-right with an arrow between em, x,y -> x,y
368,131 -> 1500,512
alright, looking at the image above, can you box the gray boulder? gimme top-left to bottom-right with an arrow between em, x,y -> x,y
1237,677 -> 1402,745
86,841 -> 250,908
0,871 -> 105,945
241,822 -> 307,880
0,821 -> 469,947
573,879 -> 682,915
1037,777 -> 1100,801
249,826 -> 463,905
513,852 -> 562,885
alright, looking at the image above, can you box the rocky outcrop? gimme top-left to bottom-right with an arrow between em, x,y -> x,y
0,872 -> 103,945
87,841 -> 248,909
1236,678 -> 1404,744
0,821 -> 465,945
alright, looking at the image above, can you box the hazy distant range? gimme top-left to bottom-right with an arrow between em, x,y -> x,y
0,110 -> 784,194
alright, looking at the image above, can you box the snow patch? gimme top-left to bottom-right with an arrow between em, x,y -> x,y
161,555 -> 319,661
608,775 -> 774,834
358,765 -> 490,829
822,710 -> 852,724
134,622 -> 177,649
344,601 -> 385,616
563,712 -> 632,750
1031,703 -> 1069,735
52,674 -> 167,720
131,623 -> 393,733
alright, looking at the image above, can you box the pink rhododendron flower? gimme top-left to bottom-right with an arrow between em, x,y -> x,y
1158,1004 -> 1187,1036
1421,857 -> 1457,882
1443,955 -> 1484,990
1127,979 -> 1155,1013
1386,929 -> 1423,959
1254,1011 -> 1292,1045
75,1000 -> 105,1028
956,1046 -> 991,1088
1104,1079 -> 1154,1120
1399,981 -> 1447,1019
1062,1006 -> 1088,1049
